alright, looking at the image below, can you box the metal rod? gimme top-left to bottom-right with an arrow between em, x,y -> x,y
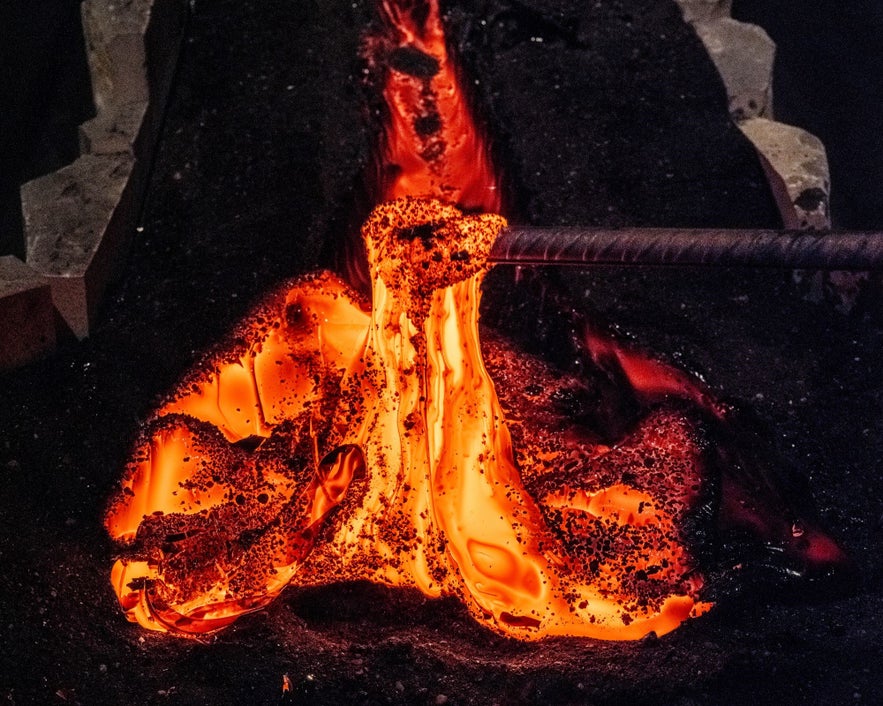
489,226 -> 883,270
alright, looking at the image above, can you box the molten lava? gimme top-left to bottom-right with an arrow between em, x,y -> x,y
106,0 -> 847,640
106,198 -> 706,639
374,0 -> 500,211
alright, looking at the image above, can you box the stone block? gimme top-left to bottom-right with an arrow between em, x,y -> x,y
693,18 -> 775,120
0,256 -> 56,368
79,101 -> 148,157
738,117 -> 830,229
674,0 -> 733,24
80,0 -> 152,112
739,118 -> 865,311
16,0 -> 188,342
21,153 -> 139,339
79,0 -> 188,159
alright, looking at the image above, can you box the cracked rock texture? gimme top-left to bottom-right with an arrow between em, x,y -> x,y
739,117 -> 830,230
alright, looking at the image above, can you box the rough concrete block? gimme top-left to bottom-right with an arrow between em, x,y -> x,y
0,256 -> 56,368
693,18 -> 775,120
739,117 -> 865,311
22,153 -> 139,339
738,117 -> 830,229
4,0 -> 187,354
674,0 -> 733,24
79,101 -> 149,157
78,0 -> 188,160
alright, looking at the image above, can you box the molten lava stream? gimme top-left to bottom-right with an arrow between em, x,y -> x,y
375,0 -> 500,211
109,0 -> 852,641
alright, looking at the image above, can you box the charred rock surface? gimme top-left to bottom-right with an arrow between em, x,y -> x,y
1,1 -> 881,704
446,0 -> 781,228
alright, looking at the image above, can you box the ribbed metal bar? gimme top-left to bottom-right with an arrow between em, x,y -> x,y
489,227 -> 883,270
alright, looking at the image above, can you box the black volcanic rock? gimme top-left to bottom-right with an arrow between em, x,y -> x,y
446,0 -> 780,228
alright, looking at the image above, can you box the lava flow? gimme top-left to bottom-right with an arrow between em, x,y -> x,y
106,197 -> 707,639
105,1 -> 848,639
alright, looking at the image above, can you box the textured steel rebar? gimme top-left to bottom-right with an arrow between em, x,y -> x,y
490,227 -> 883,270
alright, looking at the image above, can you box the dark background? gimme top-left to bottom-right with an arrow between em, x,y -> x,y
3,0 -> 882,263
0,0 -> 93,259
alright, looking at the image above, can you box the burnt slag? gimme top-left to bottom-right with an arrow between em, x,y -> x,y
388,45 -> 441,78
414,111 -> 442,136
395,220 -> 447,244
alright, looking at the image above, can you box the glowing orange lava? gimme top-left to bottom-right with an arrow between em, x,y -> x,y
105,0 -> 854,642
107,198 -> 708,638
374,0 -> 500,211
105,0 -> 710,640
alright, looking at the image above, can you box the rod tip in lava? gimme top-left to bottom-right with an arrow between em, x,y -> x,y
363,197 -> 507,297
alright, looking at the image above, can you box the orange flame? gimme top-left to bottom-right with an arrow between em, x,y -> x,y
105,1 -> 711,639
